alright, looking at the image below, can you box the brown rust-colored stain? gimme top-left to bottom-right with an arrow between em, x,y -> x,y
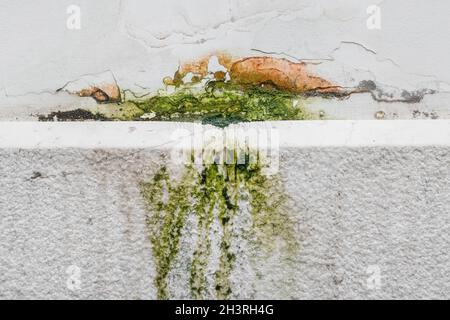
177,56 -> 210,78
66,53 -> 354,105
171,53 -> 346,95
214,71 -> 227,81
229,56 -> 341,94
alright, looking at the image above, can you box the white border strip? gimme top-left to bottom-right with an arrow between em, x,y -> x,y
0,121 -> 449,149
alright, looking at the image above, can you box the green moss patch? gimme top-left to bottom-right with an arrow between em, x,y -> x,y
39,79 -> 321,126
135,82 -> 313,127
96,81 -> 316,127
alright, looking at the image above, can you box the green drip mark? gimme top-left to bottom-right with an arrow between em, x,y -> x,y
244,163 -> 296,253
140,157 -> 298,300
189,166 -> 219,299
140,165 -> 198,300
213,164 -> 239,300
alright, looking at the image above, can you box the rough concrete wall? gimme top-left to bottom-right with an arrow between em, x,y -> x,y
1,145 -> 449,299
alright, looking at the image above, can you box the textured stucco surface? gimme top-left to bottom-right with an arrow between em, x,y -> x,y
1,144 -> 449,299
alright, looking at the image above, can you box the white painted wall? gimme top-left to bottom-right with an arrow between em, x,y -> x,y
1,0 -> 450,118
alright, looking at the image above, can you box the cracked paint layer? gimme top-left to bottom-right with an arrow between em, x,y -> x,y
56,70 -> 122,103
40,54 -> 344,125
127,53 -> 338,126
2,0 -> 450,122
165,53 -> 351,95
76,84 -> 121,103
35,51 -> 447,122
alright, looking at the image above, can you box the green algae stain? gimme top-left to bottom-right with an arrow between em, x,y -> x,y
140,165 -> 198,300
101,81 -> 316,127
136,82 -> 313,128
140,156 -> 298,300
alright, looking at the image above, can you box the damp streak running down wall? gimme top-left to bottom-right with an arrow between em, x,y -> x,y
140,154 -> 299,300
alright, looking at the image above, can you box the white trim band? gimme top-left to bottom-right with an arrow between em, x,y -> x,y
0,120 -> 448,149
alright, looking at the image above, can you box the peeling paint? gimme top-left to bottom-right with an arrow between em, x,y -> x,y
229,56 -> 338,94
166,53 -> 348,95
357,80 -> 435,104
132,81 -> 317,127
105,54 -> 335,126
56,70 -> 122,103
36,52 -> 445,123
77,84 -> 121,103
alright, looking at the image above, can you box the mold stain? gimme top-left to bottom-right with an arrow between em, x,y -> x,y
41,52 -> 433,123
38,109 -> 108,121
140,155 -> 298,300
133,81 -> 316,128
125,53 -> 343,127
42,53 -> 341,125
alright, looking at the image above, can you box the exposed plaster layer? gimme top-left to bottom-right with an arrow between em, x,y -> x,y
57,71 -> 121,103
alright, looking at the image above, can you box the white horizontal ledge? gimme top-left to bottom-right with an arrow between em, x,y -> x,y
0,120 -> 449,149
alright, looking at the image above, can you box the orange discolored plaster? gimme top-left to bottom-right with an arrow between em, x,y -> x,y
170,53 -> 349,95
78,83 -> 121,103
229,56 -> 341,94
